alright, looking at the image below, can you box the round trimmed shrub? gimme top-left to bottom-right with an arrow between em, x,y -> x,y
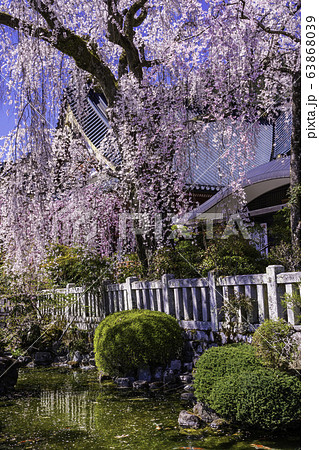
94,309 -> 183,377
252,319 -> 299,370
194,344 -> 263,403
208,369 -> 301,430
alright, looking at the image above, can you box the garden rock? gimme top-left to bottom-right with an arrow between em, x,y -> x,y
17,355 -> 32,367
0,356 -> 18,394
115,377 -> 134,388
153,366 -> 163,381
170,359 -> 181,372
81,365 -> 96,371
210,418 -> 229,430
163,369 -> 177,385
179,374 -> 193,384
133,380 -> 149,390
180,392 -> 196,403
73,351 -> 82,363
34,351 -> 53,366
195,344 -> 204,355
193,402 -> 220,424
178,410 -> 202,429
183,362 -> 193,373
184,384 -> 194,391
137,365 -> 152,382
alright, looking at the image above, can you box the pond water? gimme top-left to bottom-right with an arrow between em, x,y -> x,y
0,368 -> 300,449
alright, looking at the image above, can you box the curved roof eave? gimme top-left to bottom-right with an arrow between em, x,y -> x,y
189,157 -> 291,219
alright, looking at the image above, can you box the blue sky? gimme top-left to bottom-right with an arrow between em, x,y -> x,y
0,102 -> 15,138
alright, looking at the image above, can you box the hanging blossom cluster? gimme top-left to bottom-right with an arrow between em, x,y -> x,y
0,126 -> 122,280
0,0 -> 300,275
107,74 -> 197,254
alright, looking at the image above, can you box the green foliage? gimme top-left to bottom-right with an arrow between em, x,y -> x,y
281,286 -> 301,324
62,325 -> 93,356
267,202 -> 301,272
1,297 -> 41,353
94,309 -> 183,377
194,344 -> 263,403
219,292 -> 255,341
148,241 -> 202,279
114,253 -> 144,283
252,319 -> 300,371
268,241 -> 301,272
288,184 -> 301,208
199,235 -> 268,277
44,243 -> 113,287
148,234 -> 268,280
209,369 -> 301,430
268,208 -> 291,246
38,319 -> 66,348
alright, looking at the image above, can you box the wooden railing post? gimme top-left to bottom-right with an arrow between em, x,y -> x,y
162,274 -> 175,316
266,265 -> 285,320
207,271 -> 219,332
125,277 -> 138,310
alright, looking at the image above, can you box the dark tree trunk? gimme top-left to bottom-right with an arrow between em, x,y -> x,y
135,233 -> 149,273
290,69 -> 301,255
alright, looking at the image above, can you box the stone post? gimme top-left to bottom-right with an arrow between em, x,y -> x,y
207,271 -> 219,332
125,277 -> 138,310
161,274 -> 175,316
266,265 -> 285,320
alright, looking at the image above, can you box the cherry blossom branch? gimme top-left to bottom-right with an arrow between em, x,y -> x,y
0,11 -> 118,105
239,0 -> 300,43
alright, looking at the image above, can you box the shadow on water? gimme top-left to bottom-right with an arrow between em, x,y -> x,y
0,368 -> 301,450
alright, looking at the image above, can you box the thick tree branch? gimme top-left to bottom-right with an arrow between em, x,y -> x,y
106,0 -> 150,80
0,11 -> 50,39
0,10 -> 118,105
28,0 -> 59,30
125,0 -> 148,33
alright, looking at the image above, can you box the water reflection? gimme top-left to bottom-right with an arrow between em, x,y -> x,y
0,369 -> 301,450
39,389 -> 96,430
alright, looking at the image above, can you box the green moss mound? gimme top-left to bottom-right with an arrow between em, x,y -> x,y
194,344 -> 301,431
194,344 -> 263,403
209,369 -> 301,431
94,309 -> 183,377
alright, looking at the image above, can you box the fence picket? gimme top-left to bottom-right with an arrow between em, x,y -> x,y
35,266 -> 300,332
285,283 -> 295,325
201,287 -> 208,323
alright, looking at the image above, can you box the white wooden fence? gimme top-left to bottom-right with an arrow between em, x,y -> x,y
39,265 -> 301,331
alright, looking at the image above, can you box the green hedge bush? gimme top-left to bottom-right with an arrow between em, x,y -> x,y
194,344 -> 263,403
209,369 -> 301,430
94,309 -> 183,377
194,344 -> 301,431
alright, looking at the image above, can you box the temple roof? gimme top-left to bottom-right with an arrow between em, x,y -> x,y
67,91 -> 292,191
